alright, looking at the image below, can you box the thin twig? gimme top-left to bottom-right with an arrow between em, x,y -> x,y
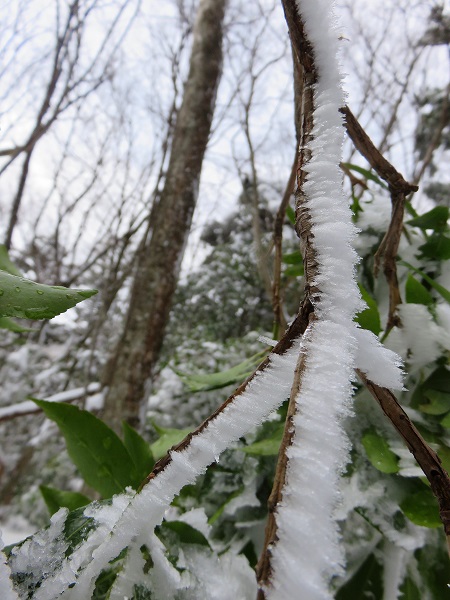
340,105 -> 418,330
271,150 -> 298,339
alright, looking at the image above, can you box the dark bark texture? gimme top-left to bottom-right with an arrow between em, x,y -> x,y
102,0 -> 227,432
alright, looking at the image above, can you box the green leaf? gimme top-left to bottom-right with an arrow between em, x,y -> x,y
0,316 -> 34,332
336,552 -> 384,600
208,486 -> 245,525
283,264 -> 304,277
241,423 -> 284,456
399,577 -> 422,600
400,261 -> 450,303
406,206 -> 449,232
122,421 -> 154,482
440,412 -> 450,428
63,504 -> 97,551
400,489 -> 441,528
437,445 -> 450,475
0,271 -> 97,320
39,485 -> 90,516
405,274 -> 434,305
285,204 -> 296,226
362,430 -> 399,473
419,234 -> 450,260
416,545 -> 450,599
420,366 -> 450,398
281,250 -> 303,265
150,425 -> 192,461
341,162 -> 388,189
419,390 -> 450,415
175,353 -> 264,393
32,399 -> 138,497
0,244 -> 22,276
160,521 -> 210,547
355,284 -> 381,334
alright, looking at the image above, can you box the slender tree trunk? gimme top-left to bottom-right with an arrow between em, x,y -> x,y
102,0 -> 227,432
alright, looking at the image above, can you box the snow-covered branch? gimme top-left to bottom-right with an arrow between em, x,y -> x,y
257,1 -> 404,598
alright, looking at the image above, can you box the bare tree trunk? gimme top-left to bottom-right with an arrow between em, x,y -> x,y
102,0 -> 227,433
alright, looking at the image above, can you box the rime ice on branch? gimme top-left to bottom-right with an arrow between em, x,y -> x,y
8,342 -> 301,599
261,1 -> 403,599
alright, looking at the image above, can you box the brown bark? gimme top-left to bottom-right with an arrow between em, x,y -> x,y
102,0 -> 227,433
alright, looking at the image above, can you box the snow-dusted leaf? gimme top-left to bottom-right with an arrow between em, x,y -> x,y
33,399 -> 139,496
400,489 -> 441,528
39,485 -> 90,516
419,234 -> 450,260
406,206 -> 449,232
122,421 -> 154,483
405,274 -> 434,305
0,271 -> 97,320
362,430 -> 399,474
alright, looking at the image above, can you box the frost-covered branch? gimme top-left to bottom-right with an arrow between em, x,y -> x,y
256,1 -> 405,598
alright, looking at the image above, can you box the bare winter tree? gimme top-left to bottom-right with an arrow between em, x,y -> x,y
0,0 -> 141,250
101,0 -> 228,432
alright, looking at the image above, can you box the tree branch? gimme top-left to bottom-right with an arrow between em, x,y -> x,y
340,105 -> 419,330
271,150 -> 298,339
357,369 -> 450,557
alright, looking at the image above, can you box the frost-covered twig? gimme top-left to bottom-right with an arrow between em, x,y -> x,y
357,369 -> 450,558
256,0 -> 364,596
256,1 -> 406,598
11,310 -> 312,599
